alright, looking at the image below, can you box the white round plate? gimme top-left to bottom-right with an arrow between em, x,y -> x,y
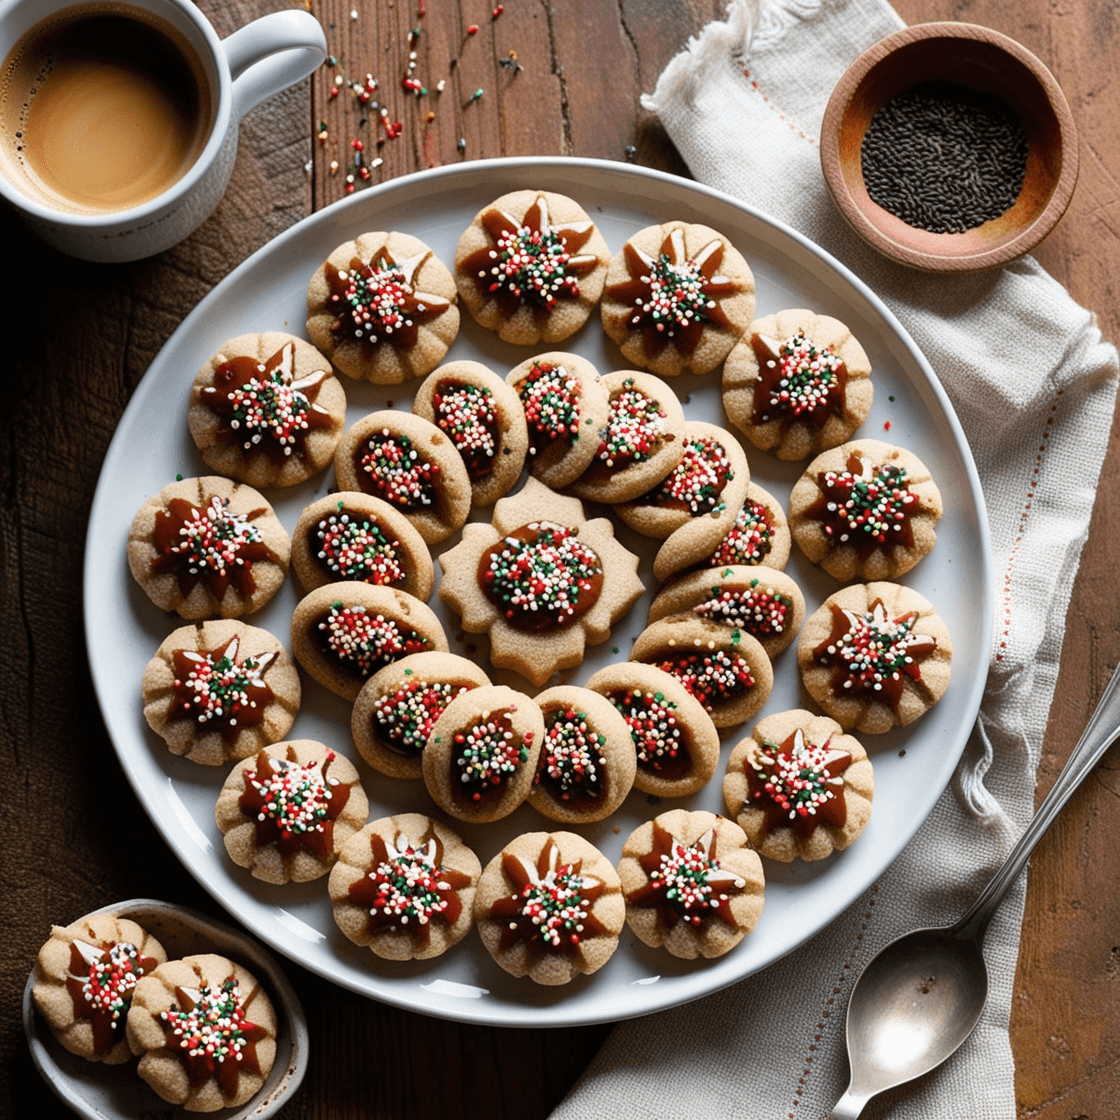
84,157 -> 991,1027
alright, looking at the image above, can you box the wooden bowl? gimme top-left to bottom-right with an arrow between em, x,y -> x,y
820,22 -> 1078,272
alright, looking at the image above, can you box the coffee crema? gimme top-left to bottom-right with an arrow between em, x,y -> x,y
0,5 -> 211,214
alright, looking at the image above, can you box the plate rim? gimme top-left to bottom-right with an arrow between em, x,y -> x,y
83,155 -> 993,1027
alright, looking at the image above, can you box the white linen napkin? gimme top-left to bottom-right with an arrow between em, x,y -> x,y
551,2 -> 1119,1117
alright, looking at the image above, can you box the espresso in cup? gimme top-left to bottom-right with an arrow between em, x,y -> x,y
0,4 -> 211,214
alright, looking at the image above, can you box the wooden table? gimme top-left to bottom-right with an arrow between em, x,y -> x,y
3,1 -> 1118,1117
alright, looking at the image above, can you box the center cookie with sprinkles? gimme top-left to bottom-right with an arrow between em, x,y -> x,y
722,309 -> 873,460
619,810 -> 765,960
585,662 -> 721,799
127,476 -> 290,620
474,831 -> 625,985
291,582 -> 448,701
215,739 -> 368,885
421,684 -> 545,824
188,331 -> 346,489
797,581 -> 952,733
568,369 -> 687,504
412,360 -> 528,506
438,478 -> 644,686
350,651 -> 491,779
600,221 -> 756,377
305,230 -> 459,384
506,351 -> 610,489
291,492 -> 433,600
647,565 -> 805,659
528,685 -> 637,824
334,411 -> 471,545
789,439 -> 942,581
630,616 -> 773,729
454,189 -> 610,345
329,813 -> 481,961
142,619 -> 301,766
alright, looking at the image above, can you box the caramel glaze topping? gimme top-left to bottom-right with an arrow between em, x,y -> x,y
749,330 -> 847,430
65,938 -> 158,1055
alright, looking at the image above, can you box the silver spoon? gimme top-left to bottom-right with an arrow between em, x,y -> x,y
827,658 -> 1120,1120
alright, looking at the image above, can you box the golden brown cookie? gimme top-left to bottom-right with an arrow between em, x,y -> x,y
585,662 -> 721,798
506,351 -> 610,489
188,331 -> 346,489
421,684 -> 544,824
142,619 -> 301,766
438,478 -> 645,687
291,491 -> 434,599
350,651 -> 491,779
567,369 -> 687,504
291,582 -> 449,701
454,190 -> 610,345
215,740 -> 369,884
305,230 -> 459,384
474,831 -> 625,985
127,953 -> 277,1112
329,814 -> 482,961
333,410 -> 472,545
618,809 -> 765,959
527,685 -> 637,824
788,439 -> 942,581
630,616 -> 774,729
724,710 -> 873,863
797,581 -> 952,734
127,476 -> 290,620
600,221 -> 756,377
32,913 -> 167,1065
647,565 -> 805,659
412,360 -> 528,507
722,309 -> 873,460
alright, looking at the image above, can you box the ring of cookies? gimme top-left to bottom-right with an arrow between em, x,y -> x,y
110,187 -> 955,1072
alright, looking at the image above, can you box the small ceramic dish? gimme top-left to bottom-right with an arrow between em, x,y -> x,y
819,22 -> 1078,272
23,898 -> 308,1120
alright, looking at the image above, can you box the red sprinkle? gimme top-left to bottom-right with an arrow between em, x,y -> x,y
492,5 -> 504,16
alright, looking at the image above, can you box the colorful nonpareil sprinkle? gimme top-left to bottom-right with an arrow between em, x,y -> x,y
607,688 -> 685,770
751,329 -> 845,425
432,381 -> 498,478
538,708 -> 607,800
372,678 -> 472,755
169,636 -> 277,738
359,431 -> 440,509
66,940 -> 156,1054
315,512 -> 406,584
813,454 -> 916,546
695,582 -> 791,636
749,728 -> 850,837
645,435 -> 732,514
653,649 -> 754,710
596,382 -> 667,468
709,499 -> 774,566
453,712 -> 530,799
517,362 -> 581,452
318,604 -> 428,677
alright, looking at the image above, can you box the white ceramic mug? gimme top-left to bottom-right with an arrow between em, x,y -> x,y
0,0 -> 327,262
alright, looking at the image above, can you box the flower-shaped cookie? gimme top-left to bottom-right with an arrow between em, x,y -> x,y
438,478 -> 645,686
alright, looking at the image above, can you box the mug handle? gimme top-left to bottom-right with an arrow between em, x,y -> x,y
221,9 -> 328,119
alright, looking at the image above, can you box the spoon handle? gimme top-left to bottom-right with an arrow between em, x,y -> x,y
824,1087 -> 872,1120
955,657 -> 1120,941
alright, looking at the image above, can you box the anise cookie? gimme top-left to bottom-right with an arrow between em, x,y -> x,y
474,831 -> 625,985
188,332 -> 346,489
334,411 -> 471,545
616,420 -> 749,542
600,221 -> 756,377
142,619 -> 301,766
701,484 -> 793,572
798,581 -> 952,734
215,740 -> 369,884
618,809 -> 765,959
438,478 -> 644,687
567,369 -> 687,504
127,954 -> 276,1112
454,189 -> 611,346
412,360 -> 528,506
722,309 -> 873,460
789,439 -> 942,581
32,913 -> 167,1064
630,617 -> 773,729
724,709 -> 873,863
585,662 -> 721,798
505,351 -> 610,489
291,582 -> 449,701
647,565 -> 805,659
422,684 -> 544,824
527,685 -> 637,824
351,651 -> 491,779
127,476 -> 290,620
329,813 -> 481,961
291,492 -> 434,599
305,230 -> 459,384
